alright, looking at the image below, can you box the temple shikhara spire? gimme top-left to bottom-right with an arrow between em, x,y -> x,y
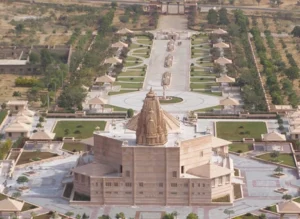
136,88 -> 168,146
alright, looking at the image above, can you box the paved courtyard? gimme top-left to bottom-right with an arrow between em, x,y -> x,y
4,152 -> 300,219
109,90 -> 221,113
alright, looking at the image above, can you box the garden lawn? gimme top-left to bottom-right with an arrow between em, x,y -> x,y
17,152 -> 58,165
136,36 -> 151,40
190,77 -> 215,82
54,121 -> 106,139
194,90 -> 222,96
190,83 -> 217,89
196,61 -> 213,67
233,215 -> 259,219
104,104 -> 128,112
216,121 -> 267,141
229,143 -> 253,153
115,82 -> 143,89
117,77 -> 144,82
294,197 -> 300,203
133,53 -> 149,58
159,97 -> 183,104
195,105 -> 222,112
129,43 -> 141,49
190,72 -> 214,77
256,153 -> 296,167
119,71 -> 145,77
126,57 -> 143,61
132,48 -> 149,54
136,39 -> 152,45
108,90 -> 138,95
124,62 -> 142,67
264,205 -> 277,213
0,110 -> 7,125
62,143 -> 87,152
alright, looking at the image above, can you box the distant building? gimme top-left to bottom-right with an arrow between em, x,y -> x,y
7,100 -> 28,113
0,45 -> 72,74
145,0 -> 197,15
72,89 -> 235,206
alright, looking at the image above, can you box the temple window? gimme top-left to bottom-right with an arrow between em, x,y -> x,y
218,176 -> 223,185
226,175 -> 230,183
81,175 -> 85,183
171,183 -> 177,187
172,171 -> 177,178
139,182 -> 144,187
125,183 -> 132,187
96,182 -> 98,186
126,171 -> 130,177
114,182 -> 119,186
211,179 -> 215,188
159,183 -> 163,187
200,151 -> 204,157
184,183 -> 188,187
105,182 -> 112,187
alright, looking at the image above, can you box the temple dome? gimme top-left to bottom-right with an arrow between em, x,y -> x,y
134,89 -> 169,146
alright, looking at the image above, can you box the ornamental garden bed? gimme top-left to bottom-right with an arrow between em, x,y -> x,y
229,143 -> 253,154
17,152 -> 58,165
216,121 -> 267,141
54,121 -> 106,139
255,153 -> 296,167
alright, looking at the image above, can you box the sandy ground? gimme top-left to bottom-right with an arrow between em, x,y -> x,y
0,74 -> 38,102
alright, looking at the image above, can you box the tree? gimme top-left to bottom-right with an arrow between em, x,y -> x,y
282,194 -> 292,200
57,86 -> 87,109
29,52 -> 40,64
82,213 -> 89,219
258,213 -> 266,219
207,9 -> 218,25
218,8 -> 229,25
39,117 -> 45,123
274,166 -> 283,174
285,66 -> 300,81
256,0 -> 261,5
15,23 -> 24,35
98,216 -> 110,219
111,2 -> 117,9
187,213 -> 198,219
16,176 -> 29,185
224,209 -> 234,219
127,108 -> 134,118
65,212 -> 74,217
40,49 -> 52,73
12,192 -> 21,198
115,212 -> 125,219
162,214 -> 174,219
1,102 -> 6,110
76,214 -> 81,219
291,26 -> 300,37
270,150 -> 279,158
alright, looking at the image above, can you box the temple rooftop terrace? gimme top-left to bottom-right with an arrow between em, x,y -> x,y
93,118 -> 230,148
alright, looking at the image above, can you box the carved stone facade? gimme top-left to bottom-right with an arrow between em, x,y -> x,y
72,90 -> 234,206
136,89 -> 168,146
